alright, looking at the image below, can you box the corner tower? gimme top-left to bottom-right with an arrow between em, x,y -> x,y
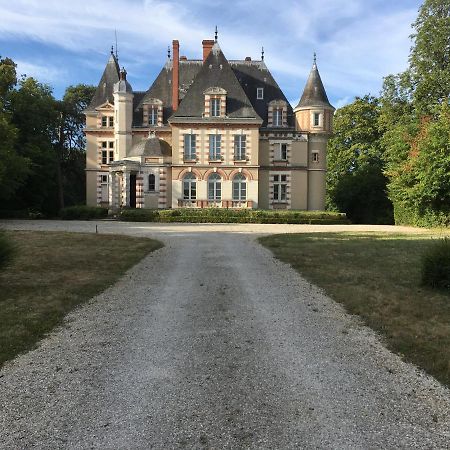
294,54 -> 335,210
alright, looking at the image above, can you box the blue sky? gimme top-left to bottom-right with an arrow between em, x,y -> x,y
0,0 -> 423,109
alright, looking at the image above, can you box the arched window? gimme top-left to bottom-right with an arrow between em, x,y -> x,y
183,173 -> 196,200
148,174 -> 156,192
232,173 -> 247,201
208,173 -> 222,201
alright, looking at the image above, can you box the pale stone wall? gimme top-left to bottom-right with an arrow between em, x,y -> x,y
86,171 -> 98,206
258,170 -> 270,209
308,170 -> 326,210
290,170 -> 308,210
290,140 -> 308,166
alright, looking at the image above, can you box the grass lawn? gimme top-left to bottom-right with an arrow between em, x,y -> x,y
0,231 -> 162,367
260,232 -> 450,387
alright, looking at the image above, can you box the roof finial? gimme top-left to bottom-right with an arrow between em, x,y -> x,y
115,29 -> 119,60
215,25 -> 218,43
168,45 -> 171,59
261,46 -> 264,61
313,52 -> 317,66
111,45 -> 114,55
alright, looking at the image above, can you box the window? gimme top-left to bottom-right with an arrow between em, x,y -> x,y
234,135 -> 246,160
273,108 -> 283,126
100,174 -> 109,202
101,142 -> 114,164
183,173 -> 196,200
183,134 -> 196,160
273,174 -> 287,202
102,116 -> 107,127
257,88 -> 264,100
313,112 -> 320,127
148,174 -> 156,192
210,98 -> 220,117
209,135 -> 222,160
208,173 -> 222,201
275,143 -> 288,161
149,107 -> 158,126
312,152 -> 319,163
233,174 -> 247,201
108,116 -> 114,127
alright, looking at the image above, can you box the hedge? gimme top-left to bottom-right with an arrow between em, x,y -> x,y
59,206 -> 108,220
119,208 -> 349,224
421,238 -> 450,290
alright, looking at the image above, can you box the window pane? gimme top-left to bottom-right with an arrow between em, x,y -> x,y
102,117 -> 107,127
281,184 -> 287,200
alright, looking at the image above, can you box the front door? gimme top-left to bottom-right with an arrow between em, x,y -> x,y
129,174 -> 137,208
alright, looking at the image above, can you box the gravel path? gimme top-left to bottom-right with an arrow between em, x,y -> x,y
1,221 -> 449,449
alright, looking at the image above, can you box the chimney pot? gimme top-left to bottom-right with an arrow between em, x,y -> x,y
245,56 -> 251,61
180,55 -> 187,61
202,39 -> 215,63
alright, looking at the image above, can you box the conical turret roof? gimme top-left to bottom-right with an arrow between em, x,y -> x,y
86,50 -> 120,111
296,58 -> 333,109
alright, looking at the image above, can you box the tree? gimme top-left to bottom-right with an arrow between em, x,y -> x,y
327,95 -> 393,223
380,0 -> 450,227
409,0 -> 450,115
0,58 -> 30,204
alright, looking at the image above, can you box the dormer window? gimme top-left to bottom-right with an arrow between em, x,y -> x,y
149,106 -> 158,126
273,108 -> 283,126
203,87 -> 227,118
102,116 -> 107,127
101,116 -> 114,127
268,100 -> 288,128
142,99 -> 163,127
257,87 -> 264,100
210,98 -> 220,117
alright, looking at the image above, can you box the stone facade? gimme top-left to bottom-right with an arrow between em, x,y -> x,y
84,39 -> 334,211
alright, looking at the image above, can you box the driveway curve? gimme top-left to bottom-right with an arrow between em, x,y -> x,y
0,220 -> 449,449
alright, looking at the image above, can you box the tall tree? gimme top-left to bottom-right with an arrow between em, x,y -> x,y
327,95 -> 393,224
409,0 -> 450,115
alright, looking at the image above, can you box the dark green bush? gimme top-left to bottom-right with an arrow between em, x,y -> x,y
119,208 -> 349,224
59,206 -> 108,220
421,238 -> 450,290
0,233 -> 15,270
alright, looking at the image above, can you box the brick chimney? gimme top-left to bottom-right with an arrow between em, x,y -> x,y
172,40 -> 179,111
202,39 -> 214,62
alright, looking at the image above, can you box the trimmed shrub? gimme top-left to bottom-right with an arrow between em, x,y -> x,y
0,233 -> 15,270
421,238 -> 450,290
119,208 -> 349,225
59,206 -> 108,220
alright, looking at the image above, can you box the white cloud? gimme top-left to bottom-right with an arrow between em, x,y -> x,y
0,0 -> 422,102
15,60 -> 67,84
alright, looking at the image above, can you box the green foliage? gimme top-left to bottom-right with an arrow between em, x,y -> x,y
59,205 -> 108,220
327,95 -> 393,224
0,232 -> 15,270
119,208 -> 349,224
409,0 -> 450,115
421,238 -> 450,289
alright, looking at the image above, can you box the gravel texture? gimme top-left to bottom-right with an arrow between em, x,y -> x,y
0,220 -> 449,449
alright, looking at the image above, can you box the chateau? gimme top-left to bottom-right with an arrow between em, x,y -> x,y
84,35 -> 334,210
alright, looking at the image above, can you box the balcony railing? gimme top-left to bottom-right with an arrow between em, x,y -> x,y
178,200 -> 253,208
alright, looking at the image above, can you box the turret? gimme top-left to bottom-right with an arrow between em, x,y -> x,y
113,67 -> 133,160
294,55 -> 335,211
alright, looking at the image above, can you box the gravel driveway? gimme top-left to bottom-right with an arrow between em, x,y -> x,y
1,221 -> 449,449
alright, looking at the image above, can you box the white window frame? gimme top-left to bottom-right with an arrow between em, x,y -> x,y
273,108 -> 283,127
108,116 -> 114,127
274,142 -> 288,161
209,134 -> 222,161
234,135 -> 246,160
313,112 -> 321,127
101,141 -> 114,164
184,134 -> 196,160
232,174 -> 247,201
183,173 -> 197,200
101,116 -> 107,127
100,174 -> 109,202
208,173 -> 222,201
148,173 -> 156,192
273,174 -> 287,202
210,98 -> 220,117
257,87 -> 264,100
149,107 -> 158,126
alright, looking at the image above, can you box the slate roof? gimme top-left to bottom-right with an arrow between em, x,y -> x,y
86,52 -> 120,111
230,60 -> 294,127
171,44 -> 261,122
134,60 -> 202,126
296,62 -> 333,109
